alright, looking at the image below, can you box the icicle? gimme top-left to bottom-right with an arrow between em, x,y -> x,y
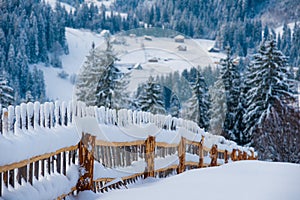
67,101 -> 73,125
14,106 -> 21,134
44,102 -> 50,128
7,105 -> 14,133
49,102 -> 55,128
20,103 -> 27,130
55,101 -> 61,127
40,104 -> 45,128
2,108 -> 8,136
27,102 -> 34,130
127,109 -> 132,125
34,102 -> 40,129
61,101 -> 67,126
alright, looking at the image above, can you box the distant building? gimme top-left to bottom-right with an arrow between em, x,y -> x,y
133,63 -> 143,70
174,35 -> 185,43
148,57 -> 158,62
208,47 -> 220,53
144,35 -> 152,41
177,45 -> 187,51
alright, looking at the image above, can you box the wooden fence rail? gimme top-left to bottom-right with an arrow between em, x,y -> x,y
92,134 -> 257,193
0,101 -> 257,199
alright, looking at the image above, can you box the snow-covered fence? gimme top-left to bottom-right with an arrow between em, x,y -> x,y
0,101 -> 257,198
91,135 -> 257,193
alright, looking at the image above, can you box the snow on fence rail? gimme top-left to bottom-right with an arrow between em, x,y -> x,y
0,101 -> 256,199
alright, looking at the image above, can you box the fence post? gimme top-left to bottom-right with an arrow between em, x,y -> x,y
231,149 -> 238,161
144,136 -> 156,178
198,135 -> 204,168
209,144 -> 218,167
177,137 -> 186,174
76,133 -> 96,192
224,150 -> 229,164
238,150 -> 243,160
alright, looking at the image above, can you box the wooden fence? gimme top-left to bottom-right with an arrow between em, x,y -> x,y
0,101 -> 257,199
91,134 -> 257,193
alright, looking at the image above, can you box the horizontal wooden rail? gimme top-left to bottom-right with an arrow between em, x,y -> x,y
95,140 -> 145,147
0,145 -> 78,173
156,142 -> 178,148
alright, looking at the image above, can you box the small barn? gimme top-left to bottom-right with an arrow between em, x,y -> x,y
174,35 -> 185,43
177,45 -> 187,51
133,63 -> 143,70
144,35 -> 152,41
148,57 -> 158,62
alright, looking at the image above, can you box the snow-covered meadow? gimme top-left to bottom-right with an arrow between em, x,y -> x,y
72,160 -> 300,200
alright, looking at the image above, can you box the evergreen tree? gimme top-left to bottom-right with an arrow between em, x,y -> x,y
136,76 -> 165,114
76,42 -> 105,105
95,34 -> 130,109
186,69 -> 210,131
169,93 -> 181,118
243,39 -> 297,142
208,78 -> 227,135
219,48 -> 244,143
0,74 -> 14,108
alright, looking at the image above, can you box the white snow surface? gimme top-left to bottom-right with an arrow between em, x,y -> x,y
38,27 -> 223,100
0,125 -> 80,166
73,161 -> 300,200
2,165 -> 79,200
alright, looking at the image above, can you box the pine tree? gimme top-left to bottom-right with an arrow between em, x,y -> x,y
0,74 -> 14,108
95,34 -> 130,109
136,76 -> 165,114
219,48 -> 243,142
186,69 -> 210,131
169,93 -> 181,117
243,39 -> 297,142
208,78 -> 227,135
76,42 -> 105,105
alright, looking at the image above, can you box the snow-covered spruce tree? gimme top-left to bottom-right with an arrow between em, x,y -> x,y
136,76 -> 165,114
169,93 -> 181,118
208,78 -> 227,135
76,42 -> 105,106
186,69 -> 210,131
0,75 -> 14,108
253,100 -> 300,163
219,48 -> 244,142
243,39 -> 297,142
95,34 -> 130,109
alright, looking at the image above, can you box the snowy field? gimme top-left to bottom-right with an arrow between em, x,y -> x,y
71,161 -> 300,200
37,27 -> 223,101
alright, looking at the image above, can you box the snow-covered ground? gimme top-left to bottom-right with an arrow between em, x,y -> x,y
38,27 -> 223,101
71,161 -> 300,200
35,28 -> 103,101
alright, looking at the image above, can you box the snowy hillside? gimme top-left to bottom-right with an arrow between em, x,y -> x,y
38,28 -> 223,100
72,161 -> 300,200
36,28 -> 103,101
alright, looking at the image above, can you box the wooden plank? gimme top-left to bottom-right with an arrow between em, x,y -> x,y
198,136 -> 204,168
3,171 -> 8,187
29,163 -> 33,184
76,133 -> 95,192
47,157 -> 51,174
95,140 -> 145,147
41,159 -> 45,177
0,172 -> 2,196
9,169 -> 14,188
0,145 -> 78,173
63,151 -> 67,175
57,152 -> 61,174
155,142 -> 178,148
17,165 -> 27,184
144,136 -> 155,178
56,186 -> 77,200
34,161 -> 39,180
210,144 -> 218,167
177,137 -> 186,174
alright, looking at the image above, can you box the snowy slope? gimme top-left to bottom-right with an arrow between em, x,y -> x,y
72,161 -> 300,200
36,28 -> 103,101
38,26 -> 223,101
